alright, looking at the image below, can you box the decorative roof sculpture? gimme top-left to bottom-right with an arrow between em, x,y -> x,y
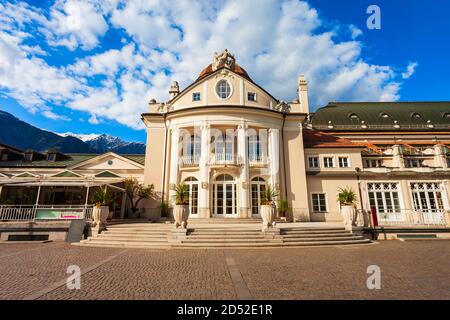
212,49 -> 236,71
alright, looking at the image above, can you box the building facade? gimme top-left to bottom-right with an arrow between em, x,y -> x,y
1,50 -> 450,226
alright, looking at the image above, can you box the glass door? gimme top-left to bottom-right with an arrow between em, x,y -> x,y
212,174 -> 237,217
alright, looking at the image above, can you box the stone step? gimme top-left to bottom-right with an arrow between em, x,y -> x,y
83,238 -> 168,243
281,229 -> 348,235
75,241 -> 170,248
181,238 -> 273,243
97,233 -> 167,240
282,235 -> 364,242
282,233 -> 358,238
186,234 -> 266,239
103,231 -> 169,236
174,239 -> 371,248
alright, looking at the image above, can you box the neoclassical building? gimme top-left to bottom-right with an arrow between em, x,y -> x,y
141,50 -> 450,225
1,50 -> 450,227
142,50 -> 311,220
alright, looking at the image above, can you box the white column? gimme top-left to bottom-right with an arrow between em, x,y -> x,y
198,124 -> 211,218
238,124 -> 249,218
168,128 -> 180,206
269,128 -> 280,189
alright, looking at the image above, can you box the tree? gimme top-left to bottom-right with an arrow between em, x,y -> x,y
123,177 -> 154,218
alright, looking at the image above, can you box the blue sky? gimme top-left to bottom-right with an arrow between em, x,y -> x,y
0,0 -> 449,143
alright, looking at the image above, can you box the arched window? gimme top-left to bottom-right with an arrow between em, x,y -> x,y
183,177 -> 199,215
251,177 -> 266,216
380,112 -> 390,119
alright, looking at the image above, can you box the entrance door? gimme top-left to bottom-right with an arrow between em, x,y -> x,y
212,174 -> 237,217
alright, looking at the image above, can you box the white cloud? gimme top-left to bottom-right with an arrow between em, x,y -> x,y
402,61 -> 418,79
42,110 -> 71,121
0,0 -> 416,130
43,0 -> 109,50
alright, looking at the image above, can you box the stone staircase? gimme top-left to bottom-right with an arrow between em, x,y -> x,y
75,223 -> 371,248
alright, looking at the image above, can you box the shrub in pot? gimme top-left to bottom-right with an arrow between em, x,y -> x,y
261,185 -> 278,229
92,187 -> 114,228
337,187 -> 358,226
276,199 -> 291,221
173,183 -> 190,229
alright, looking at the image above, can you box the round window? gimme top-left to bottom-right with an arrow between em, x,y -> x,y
216,80 -> 232,100
108,160 -> 113,166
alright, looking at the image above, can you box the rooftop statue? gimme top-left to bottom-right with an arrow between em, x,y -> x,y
212,49 -> 236,71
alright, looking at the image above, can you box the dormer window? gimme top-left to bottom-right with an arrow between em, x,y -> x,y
443,113 -> 450,119
348,113 -> 359,120
380,113 -> 390,119
47,153 -> 56,162
192,92 -> 201,102
247,92 -> 256,101
411,112 -> 422,119
24,152 -> 33,162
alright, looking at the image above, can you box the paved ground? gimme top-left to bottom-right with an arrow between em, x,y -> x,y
0,241 -> 449,300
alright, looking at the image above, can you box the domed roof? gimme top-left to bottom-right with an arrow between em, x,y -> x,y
196,63 -> 252,81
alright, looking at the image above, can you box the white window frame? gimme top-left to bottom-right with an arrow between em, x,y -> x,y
192,92 -> 201,102
307,156 -> 320,169
184,177 -> 199,216
367,182 -> 403,222
323,156 -> 335,168
338,156 -> 350,168
409,182 -> 446,212
247,92 -> 257,102
311,193 -> 327,213
215,79 -> 233,100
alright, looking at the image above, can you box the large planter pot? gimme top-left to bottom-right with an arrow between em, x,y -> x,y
341,205 -> 356,226
127,209 -> 140,219
261,204 -> 276,229
173,205 -> 189,229
92,206 -> 109,228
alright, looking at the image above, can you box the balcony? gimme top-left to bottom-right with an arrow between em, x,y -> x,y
249,155 -> 269,167
181,155 -> 200,167
210,153 -> 238,166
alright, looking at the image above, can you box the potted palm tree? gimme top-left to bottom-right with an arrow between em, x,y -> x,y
337,187 -> 358,226
173,183 -> 190,229
261,185 -> 278,229
92,186 -> 114,229
276,199 -> 291,221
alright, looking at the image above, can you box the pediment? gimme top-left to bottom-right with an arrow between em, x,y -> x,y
70,153 -> 144,171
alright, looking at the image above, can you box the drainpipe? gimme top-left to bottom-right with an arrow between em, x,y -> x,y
161,113 -> 168,207
355,167 -> 364,225
281,112 -> 288,200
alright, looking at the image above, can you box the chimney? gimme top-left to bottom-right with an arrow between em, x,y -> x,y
298,75 -> 309,114
169,81 -> 180,100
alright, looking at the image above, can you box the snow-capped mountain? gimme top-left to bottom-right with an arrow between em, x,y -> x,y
60,133 -> 146,154
59,132 -> 101,142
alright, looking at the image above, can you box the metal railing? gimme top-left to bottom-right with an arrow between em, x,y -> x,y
0,205 -> 94,221
354,209 -> 448,227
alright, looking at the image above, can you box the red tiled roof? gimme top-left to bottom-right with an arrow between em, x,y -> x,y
197,63 -> 252,81
303,128 -> 366,149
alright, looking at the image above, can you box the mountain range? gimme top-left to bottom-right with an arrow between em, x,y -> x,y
0,110 -> 146,154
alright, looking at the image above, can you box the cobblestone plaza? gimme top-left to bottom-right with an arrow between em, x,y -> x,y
0,241 -> 449,300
